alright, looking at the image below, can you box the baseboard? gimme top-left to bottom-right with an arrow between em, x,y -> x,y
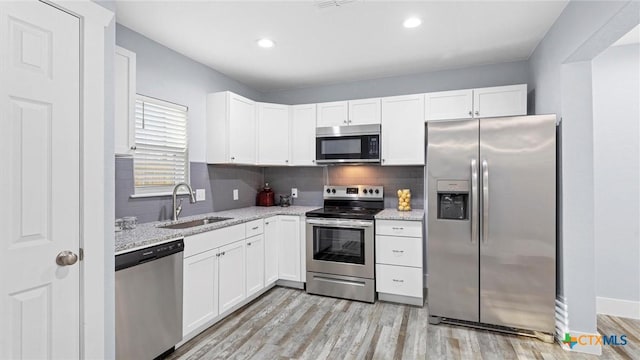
597,296 -> 640,319
557,330 -> 602,355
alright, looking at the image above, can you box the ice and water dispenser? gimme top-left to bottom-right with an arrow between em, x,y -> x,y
436,180 -> 469,220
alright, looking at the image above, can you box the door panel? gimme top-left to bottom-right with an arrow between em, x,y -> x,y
264,217 -> 279,285
218,241 -> 246,313
182,249 -> 218,336
425,89 -> 473,120
245,234 -> 265,297
381,94 -> 425,165
0,2 -> 80,359
228,93 -> 256,164
257,102 -> 289,165
278,216 -> 300,281
427,119 -> 479,322
479,115 -> 556,332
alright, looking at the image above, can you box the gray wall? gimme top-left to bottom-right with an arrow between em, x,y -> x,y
116,24 -> 262,162
262,61 -> 529,105
528,0 -> 638,335
593,44 -> 640,304
264,165 -> 424,209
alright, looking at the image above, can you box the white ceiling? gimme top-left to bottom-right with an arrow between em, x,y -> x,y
115,0 -> 568,92
612,24 -> 640,47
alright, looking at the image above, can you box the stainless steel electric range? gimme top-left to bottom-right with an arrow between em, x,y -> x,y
305,185 -> 384,303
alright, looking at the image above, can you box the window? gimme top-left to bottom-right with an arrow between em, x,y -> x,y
133,95 -> 188,195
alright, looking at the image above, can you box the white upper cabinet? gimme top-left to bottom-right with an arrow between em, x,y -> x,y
348,98 -> 381,125
257,102 -> 290,166
425,84 -> 527,121
317,98 -> 381,127
473,84 -> 527,118
207,91 -> 257,164
381,94 -> 425,166
290,104 -> 317,166
114,46 -> 136,156
316,101 -> 348,127
425,89 -> 473,121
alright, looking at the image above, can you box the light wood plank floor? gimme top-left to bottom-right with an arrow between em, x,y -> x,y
169,287 -> 640,360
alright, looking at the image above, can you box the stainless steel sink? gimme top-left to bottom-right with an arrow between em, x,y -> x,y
159,216 -> 232,230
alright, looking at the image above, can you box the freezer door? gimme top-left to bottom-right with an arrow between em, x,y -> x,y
479,115 -> 556,332
427,119 -> 480,322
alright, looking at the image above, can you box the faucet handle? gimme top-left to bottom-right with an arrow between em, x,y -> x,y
176,198 -> 183,217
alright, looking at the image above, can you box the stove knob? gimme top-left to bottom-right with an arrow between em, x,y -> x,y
326,188 -> 331,194
331,188 -> 336,194
375,189 -> 380,194
369,189 -> 373,194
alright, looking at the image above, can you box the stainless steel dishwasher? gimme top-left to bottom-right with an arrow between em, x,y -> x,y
115,239 -> 184,359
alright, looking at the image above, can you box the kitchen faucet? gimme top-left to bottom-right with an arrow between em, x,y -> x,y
172,182 -> 196,221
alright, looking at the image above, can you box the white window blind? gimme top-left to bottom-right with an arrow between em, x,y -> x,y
134,95 -> 189,195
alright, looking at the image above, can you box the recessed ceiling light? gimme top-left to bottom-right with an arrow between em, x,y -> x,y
257,38 -> 275,48
403,17 -> 422,29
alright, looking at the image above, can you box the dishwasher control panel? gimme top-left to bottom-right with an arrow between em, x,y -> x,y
116,238 -> 184,271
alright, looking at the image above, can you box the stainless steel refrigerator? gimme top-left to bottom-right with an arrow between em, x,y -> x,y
426,115 -> 556,335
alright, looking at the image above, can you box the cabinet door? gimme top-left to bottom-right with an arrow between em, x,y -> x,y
218,240 -> 246,313
114,46 -> 136,155
228,93 -> 256,164
317,101 -> 348,127
425,89 -> 473,121
258,102 -> 290,165
277,216 -> 301,282
245,234 -> 265,297
183,249 -> 218,336
348,98 -> 381,125
381,94 -> 425,165
473,84 -> 527,118
264,217 -> 279,285
290,104 -> 317,166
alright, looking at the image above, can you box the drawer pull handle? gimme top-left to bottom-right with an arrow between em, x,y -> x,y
392,250 -> 404,253
247,242 -> 252,246
251,226 -> 259,230
392,279 -> 404,283
392,227 -> 404,230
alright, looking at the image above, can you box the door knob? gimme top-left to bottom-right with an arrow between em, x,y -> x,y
56,251 -> 78,266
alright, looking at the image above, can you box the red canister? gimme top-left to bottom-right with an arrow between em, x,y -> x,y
256,182 -> 275,206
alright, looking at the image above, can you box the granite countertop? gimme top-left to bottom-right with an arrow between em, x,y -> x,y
375,208 -> 425,221
115,205 -> 320,254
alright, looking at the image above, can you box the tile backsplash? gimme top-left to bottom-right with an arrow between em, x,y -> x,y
116,159 -> 425,224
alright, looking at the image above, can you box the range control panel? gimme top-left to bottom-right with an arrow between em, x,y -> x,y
323,185 -> 384,200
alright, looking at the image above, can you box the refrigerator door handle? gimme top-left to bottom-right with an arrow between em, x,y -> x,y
481,159 -> 489,244
470,159 -> 478,244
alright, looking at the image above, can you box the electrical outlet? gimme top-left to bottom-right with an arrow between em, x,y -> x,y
233,189 -> 239,200
195,189 -> 205,201
291,188 -> 298,198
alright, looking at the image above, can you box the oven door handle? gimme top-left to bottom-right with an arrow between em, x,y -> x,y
306,218 -> 374,228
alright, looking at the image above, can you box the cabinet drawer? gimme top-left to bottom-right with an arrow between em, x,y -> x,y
245,219 -> 264,237
376,264 -> 423,298
376,235 -> 422,267
376,220 -> 422,238
184,223 -> 245,258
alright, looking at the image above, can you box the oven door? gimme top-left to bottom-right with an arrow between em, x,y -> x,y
306,218 -> 374,279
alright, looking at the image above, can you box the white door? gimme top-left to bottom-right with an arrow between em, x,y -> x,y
218,240 -> 246,313
245,234 -> 265,297
182,249 -> 218,336
425,89 -> 473,120
228,93 -> 256,164
290,104 -> 317,166
316,101 -> 348,127
381,94 -> 425,165
257,102 -> 290,165
348,98 -> 381,125
0,2 -> 80,359
264,217 -> 279,285
278,216 -> 301,282
114,46 -> 136,156
473,84 -> 527,118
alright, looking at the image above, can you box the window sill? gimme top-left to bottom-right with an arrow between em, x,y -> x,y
130,190 -> 191,199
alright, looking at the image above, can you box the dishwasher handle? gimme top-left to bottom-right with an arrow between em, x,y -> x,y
115,238 -> 184,271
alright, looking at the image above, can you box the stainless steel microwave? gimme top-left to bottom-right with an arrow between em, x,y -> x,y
315,124 -> 380,164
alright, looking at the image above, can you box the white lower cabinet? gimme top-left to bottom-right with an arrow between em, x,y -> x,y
245,234 -> 265,297
182,248 -> 218,336
218,240 -> 246,314
278,216 -> 301,282
264,216 -> 279,285
375,219 -> 424,306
